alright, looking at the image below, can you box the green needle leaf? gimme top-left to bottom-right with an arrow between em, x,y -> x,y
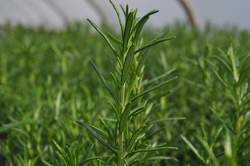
132,76 -> 178,101
135,36 -> 175,54
87,19 -> 118,57
77,121 -> 117,154
119,104 -> 131,133
142,68 -> 176,86
181,135 -> 206,164
123,12 -> 134,50
133,10 -> 159,43
197,136 -> 220,166
121,45 -> 135,83
126,146 -> 177,156
80,156 -> 105,165
127,127 -> 146,152
109,0 -> 124,34
90,60 -> 117,101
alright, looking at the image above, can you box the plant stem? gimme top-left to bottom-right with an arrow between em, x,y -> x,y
118,83 -> 126,166
118,133 -> 124,166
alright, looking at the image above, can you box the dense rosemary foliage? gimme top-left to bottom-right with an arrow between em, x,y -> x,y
0,2 -> 250,166
182,46 -> 250,165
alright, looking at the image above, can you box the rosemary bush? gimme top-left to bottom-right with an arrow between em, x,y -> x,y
77,1 -> 177,165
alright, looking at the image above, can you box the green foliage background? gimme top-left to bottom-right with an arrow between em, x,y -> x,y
0,22 -> 250,165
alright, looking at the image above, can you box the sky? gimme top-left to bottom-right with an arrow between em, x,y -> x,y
0,0 -> 249,29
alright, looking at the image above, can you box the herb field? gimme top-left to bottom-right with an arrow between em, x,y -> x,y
1,4 -> 250,166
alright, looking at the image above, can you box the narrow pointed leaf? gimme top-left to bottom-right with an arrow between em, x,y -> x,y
212,55 -> 232,74
181,135 -> 206,164
119,104 -> 131,133
145,156 -> 174,161
127,127 -> 145,152
80,156 -> 105,165
107,32 -> 122,45
135,36 -> 175,54
77,121 -> 117,153
212,70 -> 228,87
123,12 -> 134,50
127,146 -> 177,156
197,136 -> 220,166
87,19 -> 118,56
121,45 -> 135,83
42,160 -> 53,166
109,0 -> 124,33
143,68 -> 176,86
90,61 -> 116,100
133,10 -> 159,42
129,105 -> 145,117
120,4 -> 126,16
132,76 -> 178,101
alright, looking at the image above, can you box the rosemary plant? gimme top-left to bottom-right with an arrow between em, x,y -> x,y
212,47 -> 250,165
78,1 -> 177,165
181,46 -> 250,165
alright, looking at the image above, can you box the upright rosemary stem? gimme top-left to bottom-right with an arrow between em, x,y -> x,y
118,133 -> 124,166
136,78 -> 142,129
84,3 -> 176,165
118,83 -> 126,166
